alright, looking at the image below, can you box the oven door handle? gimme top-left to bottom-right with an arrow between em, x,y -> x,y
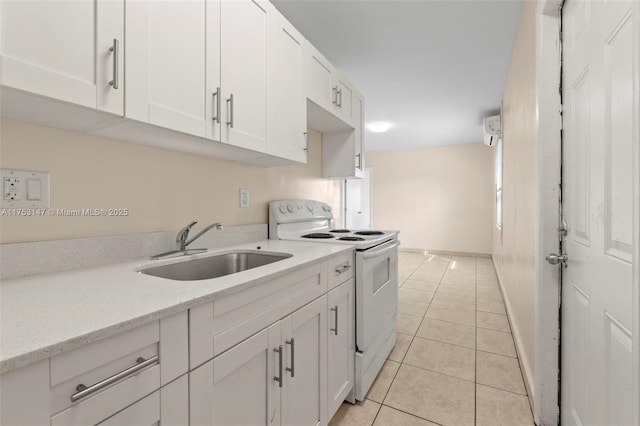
362,240 -> 400,259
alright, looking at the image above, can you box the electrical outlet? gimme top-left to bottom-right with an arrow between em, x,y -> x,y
3,177 -> 21,201
239,188 -> 250,208
1,169 -> 50,208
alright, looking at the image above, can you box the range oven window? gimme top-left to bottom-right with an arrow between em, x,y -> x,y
372,258 -> 390,294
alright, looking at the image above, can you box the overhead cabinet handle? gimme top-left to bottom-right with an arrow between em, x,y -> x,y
212,87 -> 221,123
332,86 -> 338,105
226,94 -> 234,128
337,88 -> 342,108
108,38 -> 119,89
70,356 -> 158,402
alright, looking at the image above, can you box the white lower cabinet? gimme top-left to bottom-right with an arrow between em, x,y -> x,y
0,312 -> 189,426
327,279 -> 355,419
190,296 -> 328,426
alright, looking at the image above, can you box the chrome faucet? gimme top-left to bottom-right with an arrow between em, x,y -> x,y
151,220 -> 224,260
176,220 -> 224,251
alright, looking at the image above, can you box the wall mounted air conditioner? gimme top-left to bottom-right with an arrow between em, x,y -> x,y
483,115 -> 501,146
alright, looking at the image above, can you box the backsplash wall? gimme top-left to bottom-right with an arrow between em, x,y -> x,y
0,118 -> 341,243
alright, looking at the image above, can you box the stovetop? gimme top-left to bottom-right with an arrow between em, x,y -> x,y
269,199 -> 399,250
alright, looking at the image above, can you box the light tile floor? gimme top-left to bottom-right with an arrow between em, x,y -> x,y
329,252 -> 534,426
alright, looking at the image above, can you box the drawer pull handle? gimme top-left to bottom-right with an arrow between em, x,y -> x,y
330,305 -> 339,335
286,338 -> 295,378
70,356 -> 158,402
335,263 -> 351,275
274,346 -> 283,388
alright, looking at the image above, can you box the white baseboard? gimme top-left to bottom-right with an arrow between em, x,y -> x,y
492,255 -> 536,412
399,247 -> 492,258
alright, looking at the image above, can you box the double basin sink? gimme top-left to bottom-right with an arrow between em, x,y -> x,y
140,251 -> 293,281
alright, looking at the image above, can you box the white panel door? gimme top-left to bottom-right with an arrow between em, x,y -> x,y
327,280 -> 354,420
561,0 -> 638,425
281,297 -> 327,426
220,0 -> 269,152
1,0 -> 123,114
266,10 -> 307,163
125,0 -> 206,137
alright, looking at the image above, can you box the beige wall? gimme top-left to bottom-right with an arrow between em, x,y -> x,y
0,119 -> 340,243
492,0 -> 537,397
366,143 -> 494,254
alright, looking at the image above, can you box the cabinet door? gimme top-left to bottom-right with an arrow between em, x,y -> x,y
190,326 -> 281,426
205,0 -> 222,141
334,77 -> 353,124
306,45 -> 335,112
126,0 -> 206,137
327,280 -> 355,419
266,10 -> 307,163
1,0 -> 123,114
353,93 -> 365,178
281,297 -> 327,426
220,0 -> 269,152
98,375 -> 187,426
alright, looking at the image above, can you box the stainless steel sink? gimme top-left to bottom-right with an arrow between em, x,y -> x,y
139,251 -> 293,281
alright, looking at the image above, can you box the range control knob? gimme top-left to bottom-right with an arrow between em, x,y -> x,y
307,204 -> 314,212
279,205 -> 287,214
323,205 -> 331,212
287,204 -> 294,213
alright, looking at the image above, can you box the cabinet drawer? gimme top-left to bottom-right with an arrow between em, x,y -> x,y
328,251 -> 354,291
189,261 -> 327,368
50,312 -> 187,415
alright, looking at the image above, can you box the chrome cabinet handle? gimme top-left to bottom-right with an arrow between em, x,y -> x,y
330,306 -> 339,335
70,356 -> 157,402
335,263 -> 351,275
286,338 -> 295,378
212,87 -> 220,123
337,88 -> 342,108
274,345 -> 283,387
332,86 -> 338,105
303,132 -> 308,153
226,94 -> 234,128
356,153 -> 362,170
108,39 -> 119,89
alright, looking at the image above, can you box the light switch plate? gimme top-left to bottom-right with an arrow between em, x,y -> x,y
1,169 -> 50,209
239,188 -> 250,208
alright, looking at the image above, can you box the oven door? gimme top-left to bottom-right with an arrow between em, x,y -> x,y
355,239 -> 399,353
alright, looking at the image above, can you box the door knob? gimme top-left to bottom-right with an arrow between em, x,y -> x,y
545,252 -> 568,266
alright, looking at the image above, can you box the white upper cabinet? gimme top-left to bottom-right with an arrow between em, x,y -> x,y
306,45 -> 356,127
125,0 -> 206,137
0,0 -> 124,115
306,45 -> 337,115
266,10 -> 307,163
218,0 -> 271,152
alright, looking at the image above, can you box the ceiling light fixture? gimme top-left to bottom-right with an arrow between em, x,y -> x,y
367,122 -> 392,133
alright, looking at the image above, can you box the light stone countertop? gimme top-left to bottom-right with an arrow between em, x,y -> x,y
0,239 -> 354,374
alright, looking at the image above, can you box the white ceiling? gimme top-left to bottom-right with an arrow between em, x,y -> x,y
271,0 -> 523,151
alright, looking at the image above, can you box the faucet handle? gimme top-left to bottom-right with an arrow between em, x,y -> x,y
177,220 -> 198,247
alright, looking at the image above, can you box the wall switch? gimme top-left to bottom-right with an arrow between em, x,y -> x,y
1,169 -> 50,208
239,188 -> 250,208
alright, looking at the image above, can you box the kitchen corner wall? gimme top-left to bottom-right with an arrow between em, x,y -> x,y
366,143 -> 494,254
0,118 -> 340,243
492,0 -> 537,401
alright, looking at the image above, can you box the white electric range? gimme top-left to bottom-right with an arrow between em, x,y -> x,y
269,199 -> 399,401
